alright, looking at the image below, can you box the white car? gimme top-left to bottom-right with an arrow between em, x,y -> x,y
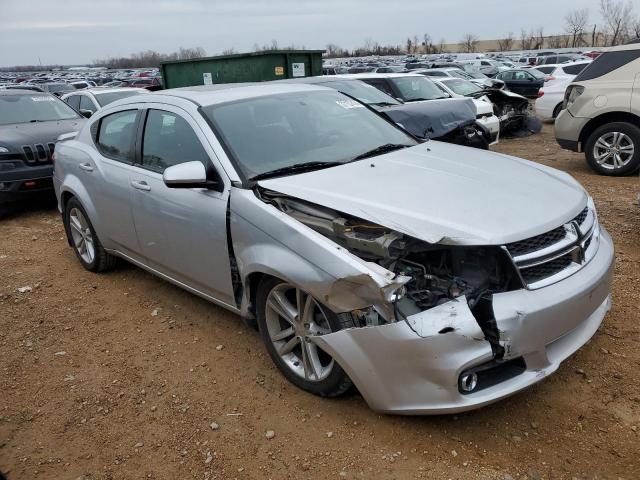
533,61 -> 591,87
416,67 -> 505,90
61,87 -> 149,118
535,79 -> 572,121
432,78 -> 500,144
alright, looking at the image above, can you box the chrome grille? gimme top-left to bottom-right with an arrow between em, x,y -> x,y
505,203 -> 599,289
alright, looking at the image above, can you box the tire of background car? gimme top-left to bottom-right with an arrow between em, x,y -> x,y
63,197 -> 117,272
552,103 -> 563,119
255,276 -> 354,397
584,122 -> 640,176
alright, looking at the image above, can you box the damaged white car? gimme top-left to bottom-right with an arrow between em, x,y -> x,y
53,83 -> 614,414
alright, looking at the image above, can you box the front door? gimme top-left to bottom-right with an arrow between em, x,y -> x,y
128,107 -> 235,305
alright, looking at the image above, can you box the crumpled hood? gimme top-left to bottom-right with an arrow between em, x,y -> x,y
0,118 -> 85,150
258,142 -> 587,245
380,98 -> 476,139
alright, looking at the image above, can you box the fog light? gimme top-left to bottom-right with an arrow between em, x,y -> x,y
459,372 -> 478,392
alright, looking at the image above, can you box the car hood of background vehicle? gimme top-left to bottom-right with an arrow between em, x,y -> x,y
258,142 -> 587,246
0,118 -> 85,148
380,98 -> 476,139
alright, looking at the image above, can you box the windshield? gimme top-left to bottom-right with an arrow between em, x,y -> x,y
95,90 -> 145,107
390,76 -> 448,101
322,80 -> 401,106
44,83 -> 74,93
202,90 -> 416,180
441,78 -> 482,96
0,94 -> 80,125
448,69 -> 474,80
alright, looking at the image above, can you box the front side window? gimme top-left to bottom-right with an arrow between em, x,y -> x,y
79,95 -> 97,113
0,93 -> 80,125
65,95 -> 81,111
141,110 -> 210,173
323,80 -> 401,106
97,110 -> 138,162
390,76 -> 448,101
202,90 -> 416,180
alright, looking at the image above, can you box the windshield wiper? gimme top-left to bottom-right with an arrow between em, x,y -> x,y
249,161 -> 343,181
351,143 -> 411,161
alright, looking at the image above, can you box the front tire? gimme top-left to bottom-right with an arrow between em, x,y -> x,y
256,277 -> 353,397
585,122 -> 640,176
63,197 -> 117,272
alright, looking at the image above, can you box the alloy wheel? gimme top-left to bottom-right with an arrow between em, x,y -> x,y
264,283 -> 334,382
593,132 -> 635,171
68,207 -> 95,264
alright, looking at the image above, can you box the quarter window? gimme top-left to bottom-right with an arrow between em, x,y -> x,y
141,110 -> 210,173
96,110 -> 138,163
65,95 -> 81,111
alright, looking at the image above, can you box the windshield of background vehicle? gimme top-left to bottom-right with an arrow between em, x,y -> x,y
442,78 -> 482,96
95,91 -> 146,107
322,80 -> 401,106
202,90 -> 416,179
0,94 -> 80,125
390,76 -> 449,101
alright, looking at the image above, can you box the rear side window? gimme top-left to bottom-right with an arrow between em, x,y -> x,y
79,95 -> 96,113
575,49 -> 640,81
141,110 -> 209,173
536,66 -> 555,74
562,63 -> 588,75
97,110 -> 138,163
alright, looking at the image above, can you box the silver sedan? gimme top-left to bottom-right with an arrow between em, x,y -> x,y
53,83 -> 614,414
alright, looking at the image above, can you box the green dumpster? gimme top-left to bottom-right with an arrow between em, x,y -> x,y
160,50 -> 325,89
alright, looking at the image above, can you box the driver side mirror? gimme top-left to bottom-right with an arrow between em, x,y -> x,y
163,161 -> 219,189
79,109 -> 93,118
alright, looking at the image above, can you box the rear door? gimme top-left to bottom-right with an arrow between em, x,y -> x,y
90,109 -> 142,257
128,106 -> 235,304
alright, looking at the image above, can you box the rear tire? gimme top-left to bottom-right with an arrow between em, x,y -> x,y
585,122 -> 640,176
256,276 -> 353,397
63,197 -> 117,272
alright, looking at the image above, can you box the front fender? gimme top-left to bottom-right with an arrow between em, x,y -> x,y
229,188 -> 407,319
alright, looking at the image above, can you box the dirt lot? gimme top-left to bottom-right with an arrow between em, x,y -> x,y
1,124 -> 639,480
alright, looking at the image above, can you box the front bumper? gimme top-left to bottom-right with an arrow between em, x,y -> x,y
0,164 -> 54,204
476,115 -> 500,144
314,228 -> 614,414
554,109 -> 590,152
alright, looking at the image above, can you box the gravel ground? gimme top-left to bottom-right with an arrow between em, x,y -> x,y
1,124 -> 639,480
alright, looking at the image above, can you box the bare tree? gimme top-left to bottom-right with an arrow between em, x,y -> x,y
632,17 -> 640,38
565,9 -> 589,47
547,35 -> 565,49
221,48 -> 237,55
406,37 -> 413,54
460,33 -> 479,53
600,0 -> 634,45
497,32 -> 515,52
520,29 -> 532,50
438,38 -> 447,53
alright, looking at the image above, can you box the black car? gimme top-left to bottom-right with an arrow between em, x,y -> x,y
280,76 -> 490,150
494,69 -> 545,98
0,91 -> 85,214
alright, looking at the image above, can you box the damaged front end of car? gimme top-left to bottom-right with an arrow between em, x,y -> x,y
473,89 -> 542,138
230,185 -> 613,414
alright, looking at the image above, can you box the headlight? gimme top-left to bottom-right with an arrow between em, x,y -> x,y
0,146 -> 10,154
563,85 -> 584,109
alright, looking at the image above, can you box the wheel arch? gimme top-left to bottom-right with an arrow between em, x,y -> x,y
579,111 -> 640,149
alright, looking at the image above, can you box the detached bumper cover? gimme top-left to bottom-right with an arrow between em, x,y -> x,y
313,229 -> 614,414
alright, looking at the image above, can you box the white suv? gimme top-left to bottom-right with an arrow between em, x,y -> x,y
555,41 -> 640,175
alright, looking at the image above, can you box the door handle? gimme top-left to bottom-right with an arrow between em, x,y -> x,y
131,180 -> 151,191
78,163 -> 94,172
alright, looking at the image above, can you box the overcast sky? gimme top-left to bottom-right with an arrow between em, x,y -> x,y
1,0 -> 606,67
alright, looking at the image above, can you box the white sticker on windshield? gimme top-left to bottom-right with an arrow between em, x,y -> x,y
32,96 -> 55,101
411,81 -> 420,91
335,99 -> 364,109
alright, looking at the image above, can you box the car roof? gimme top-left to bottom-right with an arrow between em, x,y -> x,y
0,89 -> 50,96
333,73 -> 424,79
133,83 -> 331,107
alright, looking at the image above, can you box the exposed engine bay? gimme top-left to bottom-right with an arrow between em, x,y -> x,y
261,191 -> 522,354
471,89 -> 542,138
